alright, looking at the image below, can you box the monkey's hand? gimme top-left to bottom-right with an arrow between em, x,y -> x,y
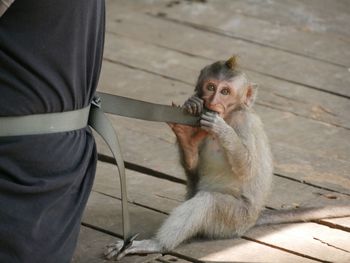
200,111 -> 230,135
183,95 -> 204,116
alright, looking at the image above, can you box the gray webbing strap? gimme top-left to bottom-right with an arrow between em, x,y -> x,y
88,103 -> 132,241
90,92 -> 201,244
0,0 -> 14,17
0,92 -> 199,244
96,91 -> 200,126
0,106 -> 90,137
87,93 -> 201,244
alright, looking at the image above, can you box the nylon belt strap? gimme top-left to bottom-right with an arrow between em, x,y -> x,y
0,92 -> 200,243
0,106 -> 91,136
88,103 -> 132,240
90,92 -> 200,241
0,0 -> 15,17
95,91 -> 200,125
0,4 -> 199,245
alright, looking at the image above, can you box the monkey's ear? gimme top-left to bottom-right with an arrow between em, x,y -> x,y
244,83 -> 258,108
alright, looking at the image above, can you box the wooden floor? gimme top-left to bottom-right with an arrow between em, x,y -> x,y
73,1 -> 350,262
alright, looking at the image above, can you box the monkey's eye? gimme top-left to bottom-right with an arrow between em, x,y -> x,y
221,88 -> 230,95
206,83 -> 216,91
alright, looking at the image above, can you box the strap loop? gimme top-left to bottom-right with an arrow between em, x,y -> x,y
88,104 -> 134,241
0,92 -> 200,242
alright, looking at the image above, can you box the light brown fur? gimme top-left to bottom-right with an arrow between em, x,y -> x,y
104,57 -> 350,261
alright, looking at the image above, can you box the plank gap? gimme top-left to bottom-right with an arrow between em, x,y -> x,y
92,189 -> 171,216
314,219 -> 350,233
97,153 -> 350,197
131,201 -> 170,216
256,101 -> 350,131
102,51 -> 350,130
274,173 -> 350,197
166,252 -> 204,263
147,13 -> 348,69
241,236 -> 329,263
81,222 -> 122,239
103,57 -> 192,86
110,17 -> 350,100
313,237 -> 350,253
98,153 -> 186,185
243,68 -> 350,100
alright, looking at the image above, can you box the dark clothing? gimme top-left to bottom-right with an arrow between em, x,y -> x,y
0,0 -> 105,262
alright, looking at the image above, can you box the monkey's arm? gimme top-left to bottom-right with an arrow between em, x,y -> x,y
200,112 -> 250,168
169,123 -> 207,171
169,96 -> 207,171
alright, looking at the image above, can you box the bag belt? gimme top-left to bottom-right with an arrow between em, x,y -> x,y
95,91 -> 200,125
0,0 -> 15,17
0,92 -> 200,248
0,106 -> 91,136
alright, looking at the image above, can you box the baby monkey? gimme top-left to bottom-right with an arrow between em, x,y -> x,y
105,56 -> 350,260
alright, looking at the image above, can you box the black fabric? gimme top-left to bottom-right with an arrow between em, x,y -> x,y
0,0 -> 105,262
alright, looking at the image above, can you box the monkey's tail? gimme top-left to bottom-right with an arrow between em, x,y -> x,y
255,206 -> 350,226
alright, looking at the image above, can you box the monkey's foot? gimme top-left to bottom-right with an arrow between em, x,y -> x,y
104,239 -> 162,260
104,241 -> 124,260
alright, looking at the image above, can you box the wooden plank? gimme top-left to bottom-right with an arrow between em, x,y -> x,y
258,106 -> 350,162
248,70 -> 350,130
191,0 -> 350,38
83,191 -> 164,240
82,190 -> 317,262
96,117 -> 350,194
105,0 -> 163,15
147,0 -> 350,66
73,226 -> 160,263
99,49 -> 350,161
105,12 -> 350,98
94,161 -> 350,225
100,39 -> 350,160
272,142 -> 350,195
148,255 -> 194,263
175,238 -> 317,263
85,163 -> 350,262
93,162 -> 184,214
101,41 -> 350,129
245,223 -> 350,263
96,60 -> 350,194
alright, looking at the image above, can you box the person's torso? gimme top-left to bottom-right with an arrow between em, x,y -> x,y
0,0 -> 105,116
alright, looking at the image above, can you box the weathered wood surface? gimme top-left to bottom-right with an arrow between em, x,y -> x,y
73,226 -> 161,263
146,0 -> 350,67
105,12 -> 350,98
79,163 -> 350,262
82,191 -> 314,262
73,227 -> 192,263
93,162 -> 350,216
75,0 -> 350,262
96,59 -> 350,194
102,38 -> 350,129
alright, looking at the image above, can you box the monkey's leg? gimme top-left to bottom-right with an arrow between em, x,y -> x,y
156,191 -> 215,250
105,191 -> 215,260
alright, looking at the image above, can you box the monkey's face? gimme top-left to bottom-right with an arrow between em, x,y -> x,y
200,78 -> 242,119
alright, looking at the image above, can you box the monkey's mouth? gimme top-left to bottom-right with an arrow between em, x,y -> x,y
205,105 -> 225,116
